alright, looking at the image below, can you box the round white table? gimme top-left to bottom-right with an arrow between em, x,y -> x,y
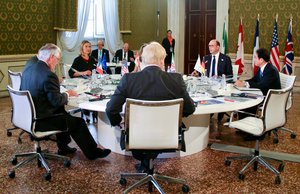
65,77 -> 264,158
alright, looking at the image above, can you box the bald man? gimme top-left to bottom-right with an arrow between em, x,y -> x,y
113,42 -> 135,73
191,39 -> 232,77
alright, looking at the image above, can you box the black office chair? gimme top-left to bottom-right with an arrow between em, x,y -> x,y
7,86 -> 71,181
119,98 -> 189,193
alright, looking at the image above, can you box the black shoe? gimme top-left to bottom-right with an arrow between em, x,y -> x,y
57,146 -> 77,155
88,148 -> 111,160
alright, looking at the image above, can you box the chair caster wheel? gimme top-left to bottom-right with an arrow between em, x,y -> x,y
7,131 -> 12,137
278,163 -> 285,172
273,138 -> 279,144
238,173 -> 245,180
275,176 -> 281,184
11,157 -> 18,165
8,170 -> 15,178
119,178 -> 127,186
44,172 -> 51,181
291,133 -> 296,139
64,160 -> 71,167
182,184 -> 190,193
224,160 -> 231,166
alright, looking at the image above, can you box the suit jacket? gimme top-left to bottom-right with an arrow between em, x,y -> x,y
247,63 -> 281,96
203,53 -> 232,77
91,48 -> 110,62
106,66 -> 196,126
21,60 -> 68,118
113,49 -> 135,72
23,55 -> 39,73
162,37 -> 175,65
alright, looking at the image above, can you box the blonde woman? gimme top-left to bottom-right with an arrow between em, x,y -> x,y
69,40 -> 96,78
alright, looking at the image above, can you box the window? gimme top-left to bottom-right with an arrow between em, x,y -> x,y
84,0 -> 104,39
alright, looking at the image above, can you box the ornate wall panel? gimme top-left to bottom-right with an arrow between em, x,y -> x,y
228,0 -> 299,57
0,0 -> 56,55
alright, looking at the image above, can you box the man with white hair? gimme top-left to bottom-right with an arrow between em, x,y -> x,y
21,43 -> 111,160
106,42 -> 195,172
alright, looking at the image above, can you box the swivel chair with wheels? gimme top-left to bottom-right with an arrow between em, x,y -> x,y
7,70 -> 23,139
224,87 -> 292,184
271,72 -> 296,143
7,86 -> 71,181
119,98 -> 189,194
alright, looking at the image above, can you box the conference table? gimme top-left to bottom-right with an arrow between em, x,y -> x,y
63,75 -> 264,158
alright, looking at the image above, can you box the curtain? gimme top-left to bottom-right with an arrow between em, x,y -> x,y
54,0 -> 78,31
102,0 -> 124,55
58,0 -> 90,52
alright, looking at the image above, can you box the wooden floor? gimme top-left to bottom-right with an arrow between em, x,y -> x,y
0,94 -> 300,193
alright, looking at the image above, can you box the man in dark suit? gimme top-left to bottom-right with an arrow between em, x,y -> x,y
106,42 -> 195,172
21,43 -> 111,160
235,48 -> 281,96
91,40 -> 112,74
192,39 -> 233,122
112,42 -> 135,73
235,48 -> 281,140
192,39 -> 232,77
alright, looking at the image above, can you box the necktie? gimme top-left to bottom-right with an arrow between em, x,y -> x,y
124,52 -> 126,60
99,50 -> 102,61
259,70 -> 263,80
212,56 -> 216,77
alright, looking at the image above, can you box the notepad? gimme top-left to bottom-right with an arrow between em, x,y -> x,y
198,99 -> 224,105
234,86 -> 261,91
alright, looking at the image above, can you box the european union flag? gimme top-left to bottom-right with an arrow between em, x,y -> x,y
102,53 -> 107,72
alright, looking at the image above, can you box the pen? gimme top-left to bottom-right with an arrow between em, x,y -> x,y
84,92 -> 98,97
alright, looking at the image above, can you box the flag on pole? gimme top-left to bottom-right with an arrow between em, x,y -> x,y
221,18 -> 228,55
235,18 -> 244,75
96,60 -> 104,75
121,59 -> 129,76
193,55 -> 205,74
282,17 -> 294,75
170,53 -> 176,73
252,15 -> 260,76
101,53 -> 107,73
270,14 -> 280,71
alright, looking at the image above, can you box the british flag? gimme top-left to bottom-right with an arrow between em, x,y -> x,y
270,17 -> 280,71
283,18 -> 294,75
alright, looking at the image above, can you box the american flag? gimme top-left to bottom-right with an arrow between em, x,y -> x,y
282,18 -> 294,75
270,17 -> 280,71
121,59 -> 129,75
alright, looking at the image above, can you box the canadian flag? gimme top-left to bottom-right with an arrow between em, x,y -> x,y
235,18 -> 244,75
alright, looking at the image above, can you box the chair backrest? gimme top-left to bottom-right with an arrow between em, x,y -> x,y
7,85 -> 35,135
279,72 -> 296,110
8,70 -> 22,90
63,64 -> 72,78
125,98 -> 184,150
262,88 -> 291,131
232,65 -> 239,81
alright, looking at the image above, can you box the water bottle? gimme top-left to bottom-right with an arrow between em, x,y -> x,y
221,74 -> 226,90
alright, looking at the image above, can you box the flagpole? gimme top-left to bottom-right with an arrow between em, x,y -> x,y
276,13 -> 278,22
156,0 -> 160,40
